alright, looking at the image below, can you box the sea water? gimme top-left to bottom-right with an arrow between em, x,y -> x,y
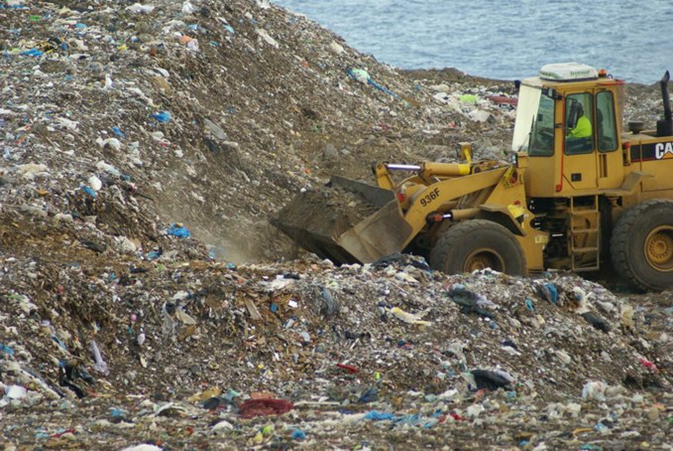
272,0 -> 673,83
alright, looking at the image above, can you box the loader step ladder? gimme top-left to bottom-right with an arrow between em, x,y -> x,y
569,195 -> 600,272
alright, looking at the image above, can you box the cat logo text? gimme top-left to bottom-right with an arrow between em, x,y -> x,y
655,142 -> 673,160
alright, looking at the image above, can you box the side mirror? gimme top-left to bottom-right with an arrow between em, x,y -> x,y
543,87 -> 557,99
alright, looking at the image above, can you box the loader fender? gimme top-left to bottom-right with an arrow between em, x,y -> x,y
477,205 -> 526,236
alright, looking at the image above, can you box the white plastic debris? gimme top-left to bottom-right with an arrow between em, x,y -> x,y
6,385 -> 28,399
90,340 -> 109,376
187,39 -> 200,52
211,420 -> 234,434
468,110 -> 491,123
88,175 -> 103,191
16,163 -> 49,179
182,1 -> 196,14
329,42 -> 345,55
96,161 -> 121,176
350,68 -> 370,84
115,236 -> 137,254
466,404 -> 484,418
256,29 -> 279,48
126,3 -> 156,14
121,445 -> 163,451
55,117 -> 79,130
204,118 -> 227,140
388,307 -> 431,326
97,137 -> 122,151
581,380 -> 607,401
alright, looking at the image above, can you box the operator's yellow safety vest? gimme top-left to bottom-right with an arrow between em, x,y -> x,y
568,115 -> 592,138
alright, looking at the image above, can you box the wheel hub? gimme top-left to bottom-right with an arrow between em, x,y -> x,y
465,249 -> 505,272
644,226 -> 673,271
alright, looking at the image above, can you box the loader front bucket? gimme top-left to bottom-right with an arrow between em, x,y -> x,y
272,176 -> 414,264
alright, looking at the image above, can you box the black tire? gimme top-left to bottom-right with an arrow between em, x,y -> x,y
429,220 -> 526,275
610,199 -> 673,292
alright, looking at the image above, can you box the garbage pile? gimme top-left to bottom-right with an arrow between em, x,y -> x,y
1,0 -> 672,449
0,255 -> 671,449
0,0 -> 540,264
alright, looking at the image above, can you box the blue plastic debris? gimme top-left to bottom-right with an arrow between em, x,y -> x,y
422,418 -> 439,428
110,408 -> 126,418
345,67 -> 404,102
525,298 -> 534,311
358,387 -> 378,404
111,126 -> 125,139
395,413 -> 421,425
20,48 -> 44,57
150,111 -> 171,123
270,303 -> 278,313
545,283 -> 558,303
364,411 -> 395,421
166,223 -> 190,238
52,336 -> 67,351
145,250 -> 161,260
0,343 -> 15,356
223,389 -> 240,403
291,429 -> 306,440
81,185 -> 96,198
594,422 -> 608,432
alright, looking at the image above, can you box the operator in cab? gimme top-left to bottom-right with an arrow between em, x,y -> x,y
565,99 -> 593,153
567,102 -> 592,138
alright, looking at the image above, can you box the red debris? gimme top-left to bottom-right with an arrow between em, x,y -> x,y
449,412 -> 466,421
639,358 -> 659,372
486,95 -> 518,106
336,363 -> 358,374
238,398 -> 293,419
51,428 -> 77,438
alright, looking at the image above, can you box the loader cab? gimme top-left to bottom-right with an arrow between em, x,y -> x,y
513,63 -> 625,197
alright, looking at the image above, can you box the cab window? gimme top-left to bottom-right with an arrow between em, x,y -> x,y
565,93 -> 594,155
529,93 -> 555,156
596,91 -> 618,152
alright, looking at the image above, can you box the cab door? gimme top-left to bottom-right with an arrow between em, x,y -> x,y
563,91 -> 598,191
594,89 -> 624,189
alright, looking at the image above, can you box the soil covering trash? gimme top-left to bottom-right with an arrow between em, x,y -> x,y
0,0 -> 672,449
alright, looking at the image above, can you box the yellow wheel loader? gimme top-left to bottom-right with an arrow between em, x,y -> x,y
274,63 -> 673,291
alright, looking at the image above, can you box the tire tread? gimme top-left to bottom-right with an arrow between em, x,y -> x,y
610,199 -> 673,291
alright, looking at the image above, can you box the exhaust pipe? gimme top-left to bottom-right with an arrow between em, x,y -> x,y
657,70 -> 673,137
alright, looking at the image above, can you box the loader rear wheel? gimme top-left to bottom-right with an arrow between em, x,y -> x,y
610,199 -> 673,292
429,220 -> 526,275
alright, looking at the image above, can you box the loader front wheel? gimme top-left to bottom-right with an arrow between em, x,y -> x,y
610,199 -> 673,292
429,220 -> 526,275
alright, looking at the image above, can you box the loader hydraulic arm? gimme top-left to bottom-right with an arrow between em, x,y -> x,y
374,161 -> 472,190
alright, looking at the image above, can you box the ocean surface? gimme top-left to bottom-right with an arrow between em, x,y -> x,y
272,0 -> 673,83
